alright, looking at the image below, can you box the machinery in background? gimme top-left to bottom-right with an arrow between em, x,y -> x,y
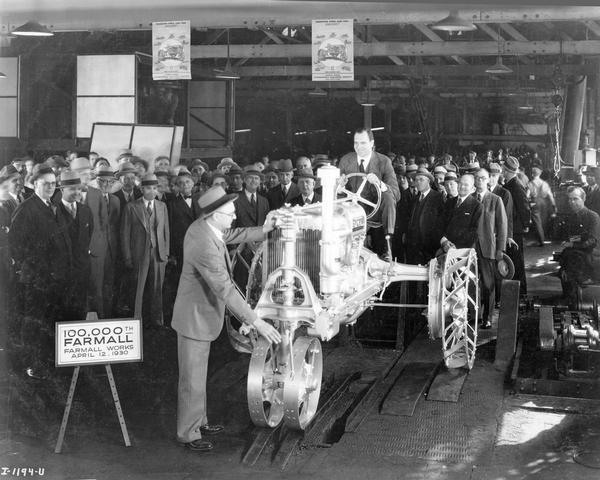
228,165 -> 479,431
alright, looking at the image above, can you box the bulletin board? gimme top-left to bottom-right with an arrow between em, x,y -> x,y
90,122 -> 184,168
0,57 -> 19,137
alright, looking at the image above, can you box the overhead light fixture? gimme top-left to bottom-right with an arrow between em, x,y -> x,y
431,10 -> 476,32
0,72 -> 6,79
356,88 -> 381,107
11,20 -> 54,37
214,29 -> 240,80
485,26 -> 513,75
308,87 -> 327,97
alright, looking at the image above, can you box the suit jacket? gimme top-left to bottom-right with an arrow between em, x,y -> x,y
405,189 -> 445,259
234,191 -> 270,228
585,185 -> 600,218
396,187 -> 419,236
504,177 -> 530,235
492,184 -> 514,239
443,195 -> 482,249
9,194 -> 72,284
289,192 -> 322,206
476,191 -> 508,260
54,200 -> 94,273
85,186 -> 120,258
121,198 -> 170,265
171,219 -> 265,341
168,194 -> 202,265
114,187 -> 142,213
338,151 -> 400,202
266,182 -> 300,210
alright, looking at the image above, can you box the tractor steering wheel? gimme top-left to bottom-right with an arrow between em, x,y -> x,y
336,172 -> 382,219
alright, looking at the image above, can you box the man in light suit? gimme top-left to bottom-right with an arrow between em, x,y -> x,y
266,159 -> 300,210
86,165 -> 120,318
474,168 -> 508,329
338,128 -> 400,259
171,186 -> 281,452
121,174 -> 170,327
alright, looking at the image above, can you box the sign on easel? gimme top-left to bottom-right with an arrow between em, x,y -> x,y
53,312 -> 143,453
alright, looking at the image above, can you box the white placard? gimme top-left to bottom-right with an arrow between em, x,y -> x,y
312,19 -> 354,82
55,318 -> 143,367
152,20 -> 191,81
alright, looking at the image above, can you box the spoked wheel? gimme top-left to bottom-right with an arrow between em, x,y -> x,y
283,336 -> 323,430
441,248 -> 479,369
247,337 -> 286,428
428,248 -> 479,369
336,172 -> 382,219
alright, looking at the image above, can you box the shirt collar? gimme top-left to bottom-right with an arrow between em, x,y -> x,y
245,189 -> 256,201
303,193 -> 314,202
420,188 -> 431,198
35,192 -> 50,205
477,190 -> 487,200
61,198 -> 75,209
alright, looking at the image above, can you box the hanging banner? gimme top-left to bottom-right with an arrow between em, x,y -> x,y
312,19 -> 354,82
152,20 -> 191,80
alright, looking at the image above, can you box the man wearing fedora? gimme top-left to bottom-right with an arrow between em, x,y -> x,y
266,158 -> 300,210
503,156 -> 531,296
54,170 -> 94,319
473,169 -> 508,329
233,167 -> 269,228
226,164 -> 244,195
171,186 -> 281,452
339,128 -> 400,259
121,174 -> 170,327
86,165 -> 121,318
290,168 -> 321,206
113,161 -> 143,211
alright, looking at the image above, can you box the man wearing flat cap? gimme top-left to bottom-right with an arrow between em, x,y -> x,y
171,186 -> 281,452
121,174 -> 170,327
503,156 -> 531,296
86,165 -> 121,318
55,170 -> 94,319
339,128 -> 400,259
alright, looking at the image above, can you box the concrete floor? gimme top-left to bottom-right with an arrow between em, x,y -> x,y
2,241 -> 600,480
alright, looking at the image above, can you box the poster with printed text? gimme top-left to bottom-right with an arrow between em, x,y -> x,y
312,19 -> 354,82
152,20 -> 191,80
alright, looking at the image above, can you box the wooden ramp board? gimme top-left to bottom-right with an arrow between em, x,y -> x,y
426,367 -> 469,402
380,362 -> 438,417
494,279 -> 520,371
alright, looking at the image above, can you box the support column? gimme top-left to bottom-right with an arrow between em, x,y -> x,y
363,105 -> 372,130
594,60 -> 600,148
561,76 -> 587,164
384,104 -> 392,152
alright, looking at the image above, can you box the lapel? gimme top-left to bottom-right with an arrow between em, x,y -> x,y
178,195 -> 194,220
365,152 -> 377,174
203,219 -> 232,274
242,192 -> 258,223
132,198 -> 149,231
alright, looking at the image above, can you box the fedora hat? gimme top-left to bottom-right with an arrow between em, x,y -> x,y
444,171 -> 458,182
71,157 -> 90,171
0,165 -> 20,184
59,170 -> 83,188
31,164 -> 55,182
496,253 -> 515,280
405,164 -> 418,176
217,157 -> 236,169
191,158 -> 209,171
433,165 -> 447,174
415,167 -> 434,182
227,165 -> 243,176
141,173 -> 158,186
296,168 -> 316,180
277,158 -> 294,173
95,165 -> 115,177
198,186 -> 238,218
504,156 -> 519,173
243,165 -> 264,181
488,162 -> 502,174
116,161 -> 136,177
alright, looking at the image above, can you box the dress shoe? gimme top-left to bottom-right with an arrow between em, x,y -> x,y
182,439 -> 213,452
480,320 -> 492,329
200,424 -> 224,435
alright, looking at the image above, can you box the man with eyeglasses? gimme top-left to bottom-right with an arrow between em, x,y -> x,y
172,186 -> 281,453
9,164 -> 72,378
85,165 -> 120,318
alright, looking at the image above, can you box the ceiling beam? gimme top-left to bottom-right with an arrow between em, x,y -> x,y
232,63 -> 593,78
191,40 -> 600,59
3,6 -> 600,31
583,20 -> 600,37
412,23 -> 467,65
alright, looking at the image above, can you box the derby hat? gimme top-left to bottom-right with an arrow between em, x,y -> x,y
115,161 -> 136,177
59,170 -> 83,188
504,156 -> 519,173
71,157 -> 91,171
0,165 -> 20,184
197,186 -> 238,218
415,167 -> 434,182
277,158 -> 294,173
141,173 -> 158,186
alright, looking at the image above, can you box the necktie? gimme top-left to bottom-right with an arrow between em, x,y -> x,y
359,159 -> 365,173
70,203 -> 77,218
456,197 -> 462,208
46,201 -> 56,216
147,201 -> 153,216
250,193 -> 256,207
419,193 -> 424,202
104,194 -> 110,210
476,193 -> 482,203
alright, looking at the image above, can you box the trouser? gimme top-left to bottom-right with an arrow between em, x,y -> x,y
370,191 -> 397,236
133,246 -> 166,327
530,204 -> 544,244
476,246 -> 496,322
507,234 -> 527,295
176,334 -> 210,443
89,248 -> 115,318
